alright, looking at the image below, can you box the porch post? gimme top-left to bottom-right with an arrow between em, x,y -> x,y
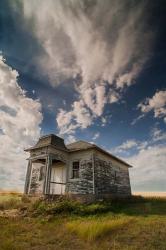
43,154 -> 52,195
65,161 -> 69,193
92,152 -> 95,195
24,160 -> 32,194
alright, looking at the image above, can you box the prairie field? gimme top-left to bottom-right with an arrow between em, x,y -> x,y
133,192 -> 166,197
0,193 -> 166,250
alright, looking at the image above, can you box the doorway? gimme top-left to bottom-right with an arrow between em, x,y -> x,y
50,161 -> 66,195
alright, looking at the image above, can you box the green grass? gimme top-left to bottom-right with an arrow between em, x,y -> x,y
0,195 -> 166,250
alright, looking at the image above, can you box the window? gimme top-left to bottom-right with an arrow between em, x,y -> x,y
114,171 -> 117,183
72,161 -> 80,179
39,165 -> 45,181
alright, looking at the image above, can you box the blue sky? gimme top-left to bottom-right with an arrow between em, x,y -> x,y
0,0 -> 165,192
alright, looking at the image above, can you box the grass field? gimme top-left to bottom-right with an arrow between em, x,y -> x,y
0,194 -> 166,250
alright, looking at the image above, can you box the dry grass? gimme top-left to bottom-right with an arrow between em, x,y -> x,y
0,194 -> 166,249
66,217 -> 131,241
0,214 -> 166,250
133,192 -> 166,197
0,190 -> 22,195
0,192 -> 22,201
0,193 -> 22,210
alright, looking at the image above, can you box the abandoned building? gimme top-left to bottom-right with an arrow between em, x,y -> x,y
24,134 -> 132,201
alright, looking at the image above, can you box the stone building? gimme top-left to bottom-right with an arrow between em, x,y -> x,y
24,134 -> 132,201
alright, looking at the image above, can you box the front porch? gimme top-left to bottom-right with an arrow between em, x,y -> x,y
25,154 -> 67,196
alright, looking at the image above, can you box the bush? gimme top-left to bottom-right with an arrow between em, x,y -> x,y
29,196 -> 166,217
48,200 -> 77,214
29,199 -> 113,216
77,203 -> 111,215
28,199 -> 47,215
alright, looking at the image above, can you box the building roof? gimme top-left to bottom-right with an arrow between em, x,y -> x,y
66,141 -> 93,151
25,134 -> 67,152
66,140 -> 132,168
25,135 -> 132,168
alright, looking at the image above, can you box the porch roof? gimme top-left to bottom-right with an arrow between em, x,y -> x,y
25,134 -> 68,152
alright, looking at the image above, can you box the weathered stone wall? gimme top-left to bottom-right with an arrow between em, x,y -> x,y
66,150 -> 94,194
94,150 -> 131,197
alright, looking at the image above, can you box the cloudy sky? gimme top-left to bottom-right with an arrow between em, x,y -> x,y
0,0 -> 165,192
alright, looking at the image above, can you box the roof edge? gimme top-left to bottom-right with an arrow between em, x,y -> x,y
93,145 -> 133,168
24,144 -> 69,152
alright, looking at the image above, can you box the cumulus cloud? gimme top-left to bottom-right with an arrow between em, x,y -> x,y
21,0 -> 153,136
113,129 -> 166,191
116,140 -> 138,151
113,139 -> 148,154
138,90 -> 166,123
56,100 -> 92,135
127,145 -> 166,191
0,56 -> 43,190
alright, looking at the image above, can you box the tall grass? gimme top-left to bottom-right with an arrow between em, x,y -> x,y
66,217 -> 131,241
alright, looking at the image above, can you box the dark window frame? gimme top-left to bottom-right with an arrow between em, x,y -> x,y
114,170 -> 117,183
72,161 -> 80,179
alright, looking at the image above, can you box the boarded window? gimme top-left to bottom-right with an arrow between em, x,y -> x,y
72,161 -> 80,178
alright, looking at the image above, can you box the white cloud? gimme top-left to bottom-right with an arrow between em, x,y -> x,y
101,117 -> 107,127
115,62 -> 143,89
119,140 -> 138,150
92,132 -> 100,140
0,56 -> 43,191
151,127 -> 166,142
138,90 -> 166,123
131,114 -> 145,125
113,139 -> 149,154
73,100 -> 92,128
22,0 -> 153,135
109,90 -> 121,104
81,84 -> 107,116
56,100 -> 93,135
113,139 -> 138,153
65,135 -> 76,144
113,131 -> 166,191
127,144 -> 166,191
